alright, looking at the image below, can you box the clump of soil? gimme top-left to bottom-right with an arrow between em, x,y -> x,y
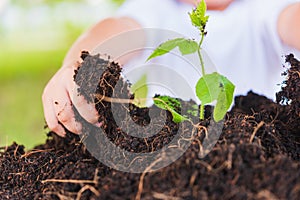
0,53 -> 299,200
276,54 -> 300,136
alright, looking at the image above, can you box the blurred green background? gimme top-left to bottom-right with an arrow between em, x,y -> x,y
0,0 -> 124,149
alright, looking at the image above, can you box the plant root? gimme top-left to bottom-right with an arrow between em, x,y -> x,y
135,158 -> 163,200
249,121 -> 264,143
41,168 -> 99,185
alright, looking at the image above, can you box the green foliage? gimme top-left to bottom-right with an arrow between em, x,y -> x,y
0,48 -> 65,149
189,0 -> 209,33
110,0 -> 126,6
10,0 -> 84,7
130,74 -> 148,107
195,72 -> 235,122
9,0 -> 124,9
153,96 -> 188,123
147,38 -> 198,61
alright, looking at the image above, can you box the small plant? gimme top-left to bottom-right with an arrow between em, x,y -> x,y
145,0 -> 235,122
89,0 -> 234,123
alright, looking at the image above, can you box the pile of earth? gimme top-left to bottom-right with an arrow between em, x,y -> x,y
0,53 -> 299,200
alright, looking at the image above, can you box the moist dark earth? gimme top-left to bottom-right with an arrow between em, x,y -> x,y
0,53 -> 299,200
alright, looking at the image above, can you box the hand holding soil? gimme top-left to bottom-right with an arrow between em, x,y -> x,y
42,60 -> 100,137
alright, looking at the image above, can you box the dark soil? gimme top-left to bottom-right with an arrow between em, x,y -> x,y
0,53 -> 300,200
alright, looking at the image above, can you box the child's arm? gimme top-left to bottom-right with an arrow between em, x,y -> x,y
278,3 -> 300,51
62,17 -> 141,68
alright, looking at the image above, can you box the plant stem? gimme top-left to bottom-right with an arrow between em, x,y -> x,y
198,32 -> 206,120
200,104 -> 205,120
198,32 -> 206,76
94,94 -> 170,109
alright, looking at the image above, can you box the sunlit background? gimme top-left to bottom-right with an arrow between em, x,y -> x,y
0,0 -> 124,149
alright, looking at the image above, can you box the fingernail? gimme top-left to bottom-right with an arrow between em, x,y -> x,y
94,122 -> 103,127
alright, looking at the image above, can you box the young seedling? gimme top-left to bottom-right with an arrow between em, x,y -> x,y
91,1 -> 234,123
146,0 -> 235,122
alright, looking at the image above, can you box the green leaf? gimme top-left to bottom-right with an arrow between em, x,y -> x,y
147,38 -> 198,61
130,74 -> 148,107
195,72 -> 235,122
189,0 -> 209,31
153,96 -> 188,123
195,72 -> 222,104
178,39 -> 199,55
214,76 -> 235,121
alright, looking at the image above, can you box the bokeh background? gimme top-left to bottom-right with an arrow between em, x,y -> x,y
0,0 -> 124,149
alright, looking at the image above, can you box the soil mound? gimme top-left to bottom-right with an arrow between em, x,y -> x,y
0,53 -> 299,200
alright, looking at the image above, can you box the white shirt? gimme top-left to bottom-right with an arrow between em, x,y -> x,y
115,0 -> 300,100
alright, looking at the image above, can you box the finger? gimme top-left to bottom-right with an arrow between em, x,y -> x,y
53,98 -> 83,134
70,84 -> 100,125
42,94 -> 66,137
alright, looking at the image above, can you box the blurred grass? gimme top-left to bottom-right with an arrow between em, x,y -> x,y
0,23 -> 86,149
0,43 -> 69,149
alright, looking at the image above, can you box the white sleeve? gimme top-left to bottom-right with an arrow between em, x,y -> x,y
115,0 -> 171,28
115,0 -> 195,35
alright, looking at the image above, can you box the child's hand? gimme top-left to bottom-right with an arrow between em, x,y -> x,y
42,64 -> 99,137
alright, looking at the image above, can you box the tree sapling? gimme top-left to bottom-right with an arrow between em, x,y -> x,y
146,0 -> 235,122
